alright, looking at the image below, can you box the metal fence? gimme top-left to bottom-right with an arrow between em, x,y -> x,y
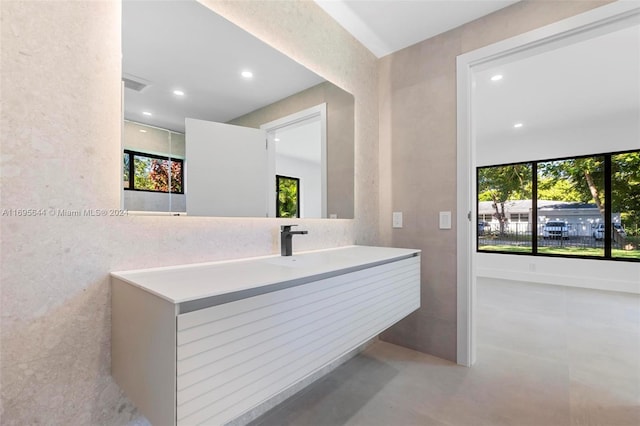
479,221 -> 640,251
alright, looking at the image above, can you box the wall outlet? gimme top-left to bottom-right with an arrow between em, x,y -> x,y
392,212 -> 403,228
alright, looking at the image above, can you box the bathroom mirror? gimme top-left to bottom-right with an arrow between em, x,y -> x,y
121,0 -> 355,218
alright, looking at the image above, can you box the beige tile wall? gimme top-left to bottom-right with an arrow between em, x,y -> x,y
0,0 -> 377,423
378,0 -> 614,361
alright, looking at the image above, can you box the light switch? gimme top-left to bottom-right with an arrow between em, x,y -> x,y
439,211 -> 452,229
392,211 -> 403,228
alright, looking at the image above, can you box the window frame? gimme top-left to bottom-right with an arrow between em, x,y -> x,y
123,149 -> 184,194
476,148 -> 639,263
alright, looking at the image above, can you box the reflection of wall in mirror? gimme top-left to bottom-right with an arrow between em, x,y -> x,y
122,121 -> 186,212
272,116 -> 322,218
230,81 -> 355,219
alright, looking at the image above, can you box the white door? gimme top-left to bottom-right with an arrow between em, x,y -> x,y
185,118 -> 268,217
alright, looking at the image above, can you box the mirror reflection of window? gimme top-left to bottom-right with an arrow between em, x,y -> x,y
276,175 -> 300,218
122,121 -> 186,213
123,150 -> 184,194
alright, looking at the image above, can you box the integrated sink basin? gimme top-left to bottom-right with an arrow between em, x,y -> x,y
260,255 -> 323,268
259,251 -> 348,269
111,245 -> 420,308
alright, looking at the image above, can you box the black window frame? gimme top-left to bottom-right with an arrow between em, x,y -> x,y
476,148 -> 639,263
123,149 -> 184,194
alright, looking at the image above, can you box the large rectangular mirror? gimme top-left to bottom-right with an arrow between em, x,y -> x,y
121,0 -> 354,218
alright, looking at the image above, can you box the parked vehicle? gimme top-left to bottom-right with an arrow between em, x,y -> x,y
478,221 -> 491,234
592,223 -> 626,240
542,221 -> 569,239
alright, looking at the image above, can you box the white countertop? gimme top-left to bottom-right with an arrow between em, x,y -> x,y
111,245 -> 420,305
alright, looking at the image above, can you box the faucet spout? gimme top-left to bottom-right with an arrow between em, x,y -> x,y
280,225 -> 308,256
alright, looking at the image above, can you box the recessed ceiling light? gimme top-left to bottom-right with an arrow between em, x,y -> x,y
139,129 -> 147,133
491,74 -> 503,82
513,122 -> 523,128
142,111 -> 152,116
241,70 -> 253,79
274,138 -> 280,142
173,90 -> 185,96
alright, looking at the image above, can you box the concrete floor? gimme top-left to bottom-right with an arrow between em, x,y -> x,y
249,279 -> 640,426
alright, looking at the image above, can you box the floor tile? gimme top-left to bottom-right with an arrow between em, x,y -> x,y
249,280 -> 639,426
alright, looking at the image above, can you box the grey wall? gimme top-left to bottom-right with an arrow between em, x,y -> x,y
378,0 -> 613,361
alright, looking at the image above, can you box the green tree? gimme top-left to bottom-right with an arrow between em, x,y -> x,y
612,152 -> 640,226
478,164 -> 532,235
134,157 -> 155,190
277,177 -> 298,218
538,157 -> 605,213
539,153 -> 640,246
537,177 -> 582,201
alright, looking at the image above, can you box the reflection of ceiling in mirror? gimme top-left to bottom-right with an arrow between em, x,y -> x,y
475,24 -> 640,141
122,0 -> 325,133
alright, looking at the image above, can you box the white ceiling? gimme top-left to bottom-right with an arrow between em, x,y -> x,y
475,23 -> 640,143
314,0 -> 520,58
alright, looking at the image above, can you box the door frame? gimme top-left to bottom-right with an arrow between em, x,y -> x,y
456,1 -> 640,367
261,103 -> 327,218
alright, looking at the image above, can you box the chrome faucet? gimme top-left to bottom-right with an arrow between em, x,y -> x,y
280,225 -> 308,256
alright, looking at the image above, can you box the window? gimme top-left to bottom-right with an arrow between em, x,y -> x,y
123,150 -> 184,194
537,156 -> 605,257
477,150 -> 640,262
477,163 -> 532,253
510,213 -> 529,223
478,214 -> 493,222
276,175 -> 300,218
612,151 -> 640,260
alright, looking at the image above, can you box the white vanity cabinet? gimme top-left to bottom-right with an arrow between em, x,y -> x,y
111,246 -> 420,426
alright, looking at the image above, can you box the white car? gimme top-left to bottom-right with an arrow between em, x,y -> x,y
592,223 -> 626,240
542,221 -> 569,239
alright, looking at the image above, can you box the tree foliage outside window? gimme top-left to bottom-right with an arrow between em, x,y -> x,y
123,150 -> 183,193
478,163 -> 532,236
123,154 -> 130,189
612,151 -> 640,257
538,157 -> 606,215
277,175 -> 299,218
612,152 -> 640,225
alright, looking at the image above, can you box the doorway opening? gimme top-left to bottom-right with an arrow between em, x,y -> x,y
262,104 -> 327,218
456,2 -> 640,366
